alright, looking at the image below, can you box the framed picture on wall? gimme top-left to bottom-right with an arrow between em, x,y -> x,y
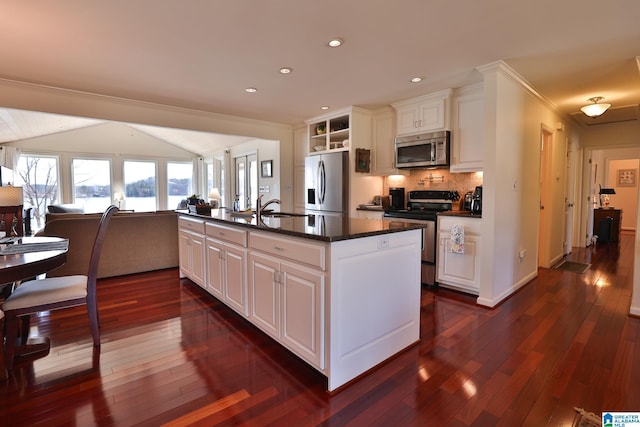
616,169 -> 636,187
261,160 -> 273,178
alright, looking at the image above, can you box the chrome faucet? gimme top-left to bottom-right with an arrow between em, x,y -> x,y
256,194 -> 281,217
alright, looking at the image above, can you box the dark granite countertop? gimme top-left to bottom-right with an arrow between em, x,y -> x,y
177,210 -> 425,242
438,210 -> 482,219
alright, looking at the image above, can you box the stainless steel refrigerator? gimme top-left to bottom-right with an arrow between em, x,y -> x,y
305,151 -> 348,216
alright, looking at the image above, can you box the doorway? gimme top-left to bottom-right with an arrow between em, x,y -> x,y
234,154 -> 257,211
538,127 -> 553,268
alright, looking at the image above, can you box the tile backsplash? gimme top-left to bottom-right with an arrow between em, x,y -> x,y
383,169 -> 483,210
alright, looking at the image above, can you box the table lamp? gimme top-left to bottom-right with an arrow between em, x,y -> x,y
0,184 -> 23,207
0,184 -> 24,236
209,188 -> 221,208
114,192 -> 125,209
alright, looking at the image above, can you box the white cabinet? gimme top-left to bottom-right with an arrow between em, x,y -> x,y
391,89 -> 452,136
205,222 -> 248,316
436,216 -> 481,294
371,107 -> 408,176
450,83 -> 484,172
249,231 -> 325,369
178,217 -> 206,287
306,113 -> 350,154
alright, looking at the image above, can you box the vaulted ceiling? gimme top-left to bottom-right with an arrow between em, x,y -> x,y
1,1 -> 639,154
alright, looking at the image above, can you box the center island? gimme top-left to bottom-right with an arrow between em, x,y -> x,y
177,209 -> 424,392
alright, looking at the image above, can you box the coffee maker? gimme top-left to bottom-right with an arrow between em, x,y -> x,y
471,186 -> 482,214
388,187 -> 405,210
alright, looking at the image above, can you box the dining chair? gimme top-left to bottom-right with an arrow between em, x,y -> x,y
2,205 -> 118,371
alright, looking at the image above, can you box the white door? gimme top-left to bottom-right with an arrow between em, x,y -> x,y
235,154 -> 258,211
224,244 -> 248,316
248,253 -> 280,339
206,238 -> 225,299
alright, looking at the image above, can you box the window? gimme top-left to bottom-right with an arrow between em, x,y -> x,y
124,160 -> 156,211
73,159 -> 112,213
167,161 -> 192,209
14,154 -> 60,232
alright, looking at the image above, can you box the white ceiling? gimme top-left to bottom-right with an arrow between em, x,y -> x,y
0,0 -> 639,154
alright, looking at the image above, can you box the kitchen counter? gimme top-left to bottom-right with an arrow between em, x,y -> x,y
438,210 -> 482,219
177,209 -> 423,391
178,209 -> 425,242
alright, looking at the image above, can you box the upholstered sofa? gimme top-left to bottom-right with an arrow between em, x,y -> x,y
36,210 -> 179,278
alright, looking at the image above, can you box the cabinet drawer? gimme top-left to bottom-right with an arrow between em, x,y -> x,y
206,222 -> 247,247
178,216 -> 205,234
249,232 -> 326,270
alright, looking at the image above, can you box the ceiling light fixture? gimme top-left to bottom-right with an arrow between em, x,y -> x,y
410,77 -> 423,83
245,87 -> 257,93
580,96 -> 611,118
320,106 -> 330,110
279,67 -> 292,74
327,38 -> 343,48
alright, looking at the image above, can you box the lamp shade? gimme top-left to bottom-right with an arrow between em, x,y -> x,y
580,97 -> 611,118
0,185 -> 24,206
599,188 -> 616,195
208,188 -> 221,208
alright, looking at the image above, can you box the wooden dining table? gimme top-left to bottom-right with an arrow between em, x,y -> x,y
1,236 -> 68,285
1,236 -> 68,365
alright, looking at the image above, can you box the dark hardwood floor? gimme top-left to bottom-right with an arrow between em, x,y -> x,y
1,231 -> 638,426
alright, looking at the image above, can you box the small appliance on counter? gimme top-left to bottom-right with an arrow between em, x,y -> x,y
388,187 -> 405,210
463,191 -> 473,211
471,186 -> 482,214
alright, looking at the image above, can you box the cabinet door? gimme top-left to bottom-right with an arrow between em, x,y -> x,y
280,262 -> 325,369
206,238 -> 225,299
451,88 -> 484,172
395,104 -> 421,135
178,231 -> 192,278
248,252 -> 280,339
437,232 -> 480,294
417,99 -> 445,132
190,233 -> 206,287
372,108 -> 407,176
224,244 -> 248,316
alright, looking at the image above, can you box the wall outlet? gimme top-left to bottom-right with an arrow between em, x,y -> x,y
377,236 -> 390,249
519,248 -> 526,262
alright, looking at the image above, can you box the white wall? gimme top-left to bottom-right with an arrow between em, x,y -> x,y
0,78 -> 296,211
477,61 -> 581,307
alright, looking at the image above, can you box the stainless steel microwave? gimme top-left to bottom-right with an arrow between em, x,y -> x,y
395,130 -> 450,169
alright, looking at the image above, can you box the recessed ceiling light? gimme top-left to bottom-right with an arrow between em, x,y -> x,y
279,67 -> 293,74
410,77 -> 423,83
320,106 -> 330,110
327,38 -> 343,48
245,87 -> 257,93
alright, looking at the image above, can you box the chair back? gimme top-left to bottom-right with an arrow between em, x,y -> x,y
86,205 -> 118,297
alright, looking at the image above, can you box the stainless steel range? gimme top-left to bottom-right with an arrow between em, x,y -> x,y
384,190 -> 459,286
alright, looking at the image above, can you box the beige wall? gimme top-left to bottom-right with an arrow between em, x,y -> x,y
607,159 -> 639,230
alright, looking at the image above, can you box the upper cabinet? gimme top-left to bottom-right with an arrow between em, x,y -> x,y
450,83 -> 484,173
391,89 -> 452,136
306,112 -> 350,154
371,107 -> 408,176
